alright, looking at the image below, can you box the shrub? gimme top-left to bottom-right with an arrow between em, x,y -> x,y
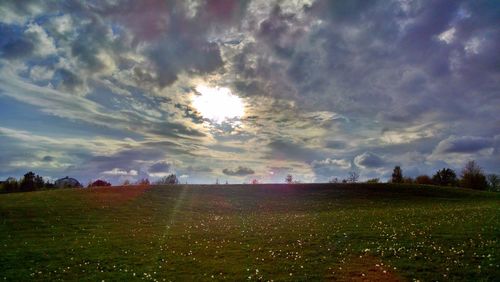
366,178 -> 380,184
415,175 -> 433,185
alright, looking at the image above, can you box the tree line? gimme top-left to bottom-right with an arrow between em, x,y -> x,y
0,172 -> 182,194
1,161 -> 498,194
328,160 -> 497,191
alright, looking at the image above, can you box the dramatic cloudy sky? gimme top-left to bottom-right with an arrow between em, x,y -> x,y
0,0 -> 499,184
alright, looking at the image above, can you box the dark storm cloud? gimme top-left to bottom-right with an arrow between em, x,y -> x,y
222,166 -> 255,176
55,69 -> 85,92
41,156 -> 54,162
149,161 -> 172,173
435,136 -> 493,154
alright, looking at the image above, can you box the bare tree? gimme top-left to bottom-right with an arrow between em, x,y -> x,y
460,160 -> 487,190
285,174 -> 293,184
487,174 -> 499,192
346,171 -> 359,183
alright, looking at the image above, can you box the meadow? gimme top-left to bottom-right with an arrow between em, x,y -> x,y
0,184 -> 498,281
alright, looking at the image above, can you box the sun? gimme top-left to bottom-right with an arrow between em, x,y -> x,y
192,85 -> 245,124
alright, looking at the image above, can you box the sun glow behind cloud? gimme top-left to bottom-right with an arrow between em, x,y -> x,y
192,85 -> 245,124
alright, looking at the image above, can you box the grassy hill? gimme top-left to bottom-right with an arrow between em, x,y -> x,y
0,184 -> 498,281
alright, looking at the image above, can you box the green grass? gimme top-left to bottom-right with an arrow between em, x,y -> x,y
0,184 -> 499,281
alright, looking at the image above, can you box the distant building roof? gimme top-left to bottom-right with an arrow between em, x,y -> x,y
55,176 -> 82,188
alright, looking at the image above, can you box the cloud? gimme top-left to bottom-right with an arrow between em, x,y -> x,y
102,168 -> 138,176
0,0 -> 499,183
149,161 -> 172,173
41,156 -> 54,162
354,152 -> 385,169
434,136 -> 493,154
222,166 -> 255,176
312,158 -> 351,170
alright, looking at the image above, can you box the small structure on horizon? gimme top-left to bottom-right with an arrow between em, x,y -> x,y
55,176 -> 82,188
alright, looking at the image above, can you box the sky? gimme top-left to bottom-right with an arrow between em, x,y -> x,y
0,0 -> 499,185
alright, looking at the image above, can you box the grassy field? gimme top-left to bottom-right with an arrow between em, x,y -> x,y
0,184 -> 498,281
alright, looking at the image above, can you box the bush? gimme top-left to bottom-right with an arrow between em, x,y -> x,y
403,177 -> 414,184
460,161 -> 487,190
415,175 -> 433,185
366,178 -> 380,184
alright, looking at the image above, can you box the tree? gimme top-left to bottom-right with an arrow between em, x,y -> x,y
329,177 -> 339,184
251,179 -> 259,184
486,174 -> 499,192
460,160 -> 487,190
415,175 -> 433,185
2,177 -> 19,193
391,166 -> 403,183
285,174 -> 293,184
34,175 -> 45,189
346,171 -> 359,183
156,174 -> 179,185
20,172 -> 36,191
90,179 -> 112,187
122,179 -> 131,186
366,178 -> 380,184
432,168 -> 457,186
137,178 -> 150,186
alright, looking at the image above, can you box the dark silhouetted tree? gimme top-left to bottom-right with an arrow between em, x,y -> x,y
346,171 -> 359,183
20,172 -> 36,191
432,168 -> 457,186
156,174 -> 178,185
415,175 -> 433,185
285,174 -> 293,184
391,166 -> 403,183
251,179 -> 259,184
329,177 -> 339,184
2,177 -> 19,193
90,179 -> 112,187
137,178 -> 150,186
460,160 -> 487,190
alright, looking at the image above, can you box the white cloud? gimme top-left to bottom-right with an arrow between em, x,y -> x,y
102,168 -> 138,176
312,158 -> 351,170
24,23 -> 57,57
437,27 -> 456,44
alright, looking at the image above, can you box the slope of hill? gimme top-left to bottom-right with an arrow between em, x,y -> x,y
0,184 -> 498,281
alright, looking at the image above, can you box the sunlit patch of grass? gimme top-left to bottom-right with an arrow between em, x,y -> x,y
0,184 -> 498,281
